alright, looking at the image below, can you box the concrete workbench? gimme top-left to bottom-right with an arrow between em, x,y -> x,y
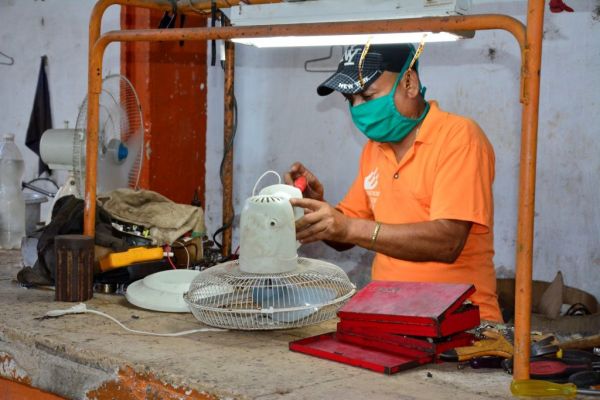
0,249 -> 516,399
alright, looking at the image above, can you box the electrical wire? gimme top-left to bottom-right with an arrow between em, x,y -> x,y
251,170 -> 281,196
173,241 -> 199,261
39,303 -> 226,336
164,245 -> 177,269
212,90 -> 238,251
166,252 -> 177,269
27,177 -> 59,189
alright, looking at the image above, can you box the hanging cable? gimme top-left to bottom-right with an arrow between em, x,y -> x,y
210,0 -> 217,66
211,13 -> 236,256
26,176 -> 59,189
212,91 -> 237,252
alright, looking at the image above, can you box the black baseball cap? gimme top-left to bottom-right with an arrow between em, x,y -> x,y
317,43 -> 417,96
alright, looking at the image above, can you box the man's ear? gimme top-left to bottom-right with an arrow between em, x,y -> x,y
403,69 -> 421,99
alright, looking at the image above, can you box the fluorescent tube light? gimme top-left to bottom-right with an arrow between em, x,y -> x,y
232,32 -> 463,48
224,0 -> 473,48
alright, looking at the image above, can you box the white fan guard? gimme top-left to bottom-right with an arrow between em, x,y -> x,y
184,257 -> 356,330
74,74 -> 144,195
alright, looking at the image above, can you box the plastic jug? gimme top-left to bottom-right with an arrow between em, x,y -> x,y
0,134 -> 26,249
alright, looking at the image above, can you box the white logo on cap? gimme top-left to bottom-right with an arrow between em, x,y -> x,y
337,73 -> 375,90
343,46 -> 361,66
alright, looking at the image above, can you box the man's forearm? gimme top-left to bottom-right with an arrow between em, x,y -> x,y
345,218 -> 471,263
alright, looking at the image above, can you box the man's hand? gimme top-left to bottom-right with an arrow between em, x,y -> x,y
290,198 -> 350,244
284,162 -> 324,201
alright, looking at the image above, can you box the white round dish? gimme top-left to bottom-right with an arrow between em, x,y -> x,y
125,269 -> 201,312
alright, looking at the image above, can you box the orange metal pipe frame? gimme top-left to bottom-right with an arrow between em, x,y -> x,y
88,0 -> 283,66
514,0 -> 545,381
84,1 -> 544,381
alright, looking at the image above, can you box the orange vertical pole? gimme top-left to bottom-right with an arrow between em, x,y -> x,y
513,0 -> 545,380
83,40 -> 106,236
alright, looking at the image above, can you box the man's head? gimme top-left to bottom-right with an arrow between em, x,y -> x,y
317,43 -> 419,97
317,43 -> 429,144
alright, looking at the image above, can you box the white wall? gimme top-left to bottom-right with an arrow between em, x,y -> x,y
0,1 -> 597,301
0,0 -> 120,216
206,1 -> 600,298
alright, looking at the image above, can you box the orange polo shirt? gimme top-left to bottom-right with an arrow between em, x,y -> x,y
337,101 -> 502,322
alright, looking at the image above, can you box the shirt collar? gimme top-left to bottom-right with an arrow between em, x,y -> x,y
414,100 -> 439,145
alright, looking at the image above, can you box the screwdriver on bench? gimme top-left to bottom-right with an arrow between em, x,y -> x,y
511,379 -> 600,397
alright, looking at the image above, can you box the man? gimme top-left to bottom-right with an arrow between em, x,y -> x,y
285,43 -> 502,322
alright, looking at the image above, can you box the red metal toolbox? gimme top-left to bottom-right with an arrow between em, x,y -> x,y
337,281 -> 480,337
289,281 -> 481,375
336,325 -> 475,356
289,332 -> 431,375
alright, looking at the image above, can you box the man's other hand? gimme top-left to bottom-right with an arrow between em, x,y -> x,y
284,162 -> 324,201
290,198 -> 350,244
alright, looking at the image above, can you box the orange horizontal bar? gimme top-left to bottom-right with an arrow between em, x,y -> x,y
95,14 -> 525,52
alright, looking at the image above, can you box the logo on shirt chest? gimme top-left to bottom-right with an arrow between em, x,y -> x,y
364,168 -> 379,190
364,168 -> 380,209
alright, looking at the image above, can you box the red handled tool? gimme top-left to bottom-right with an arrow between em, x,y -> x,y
530,359 -> 594,380
294,176 -> 308,193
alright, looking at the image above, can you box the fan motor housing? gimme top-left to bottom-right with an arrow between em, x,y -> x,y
239,195 -> 298,274
39,128 -> 82,170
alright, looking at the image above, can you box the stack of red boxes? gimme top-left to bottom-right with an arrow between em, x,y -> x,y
290,281 -> 481,374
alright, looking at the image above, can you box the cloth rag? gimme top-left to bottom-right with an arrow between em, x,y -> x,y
99,189 -> 204,245
26,55 -> 52,175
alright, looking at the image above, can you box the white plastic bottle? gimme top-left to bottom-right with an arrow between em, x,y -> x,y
0,134 -> 26,249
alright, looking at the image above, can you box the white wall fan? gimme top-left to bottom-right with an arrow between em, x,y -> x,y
40,74 -> 144,204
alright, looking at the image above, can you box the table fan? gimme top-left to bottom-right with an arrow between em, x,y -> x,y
184,172 -> 356,330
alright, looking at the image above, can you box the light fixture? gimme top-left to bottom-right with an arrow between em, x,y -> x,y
232,32 -> 465,48
223,0 -> 473,48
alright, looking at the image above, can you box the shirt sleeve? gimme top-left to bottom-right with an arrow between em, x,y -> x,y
430,120 -> 495,234
336,145 -> 375,220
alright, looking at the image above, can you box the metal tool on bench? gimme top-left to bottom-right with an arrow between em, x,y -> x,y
440,329 -> 513,361
98,246 -> 164,272
502,348 -> 600,379
528,358 -> 600,381
441,330 -> 559,362
510,353 -> 600,398
511,379 -> 600,397
569,370 -> 600,388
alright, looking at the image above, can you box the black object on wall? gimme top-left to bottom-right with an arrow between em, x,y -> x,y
26,55 -> 52,176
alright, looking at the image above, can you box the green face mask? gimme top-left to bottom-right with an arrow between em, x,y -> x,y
349,72 -> 430,143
